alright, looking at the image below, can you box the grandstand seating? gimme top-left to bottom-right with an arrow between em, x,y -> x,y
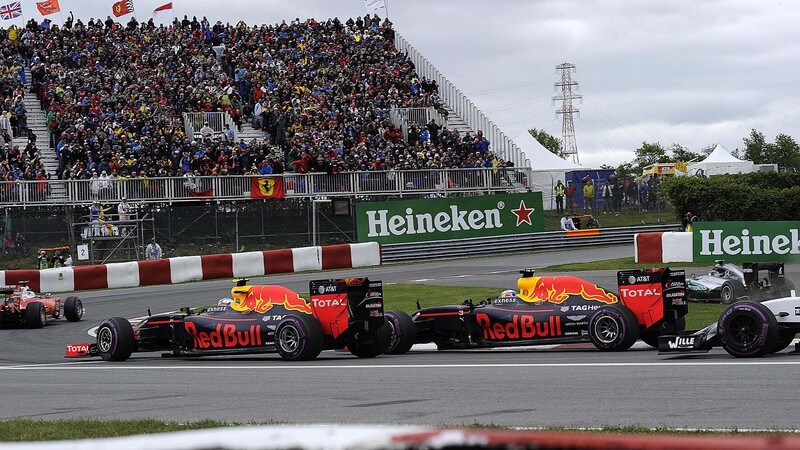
3,15 -> 510,184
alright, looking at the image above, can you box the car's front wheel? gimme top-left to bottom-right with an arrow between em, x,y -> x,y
64,297 -> 83,322
718,301 -> 778,358
275,314 -> 324,361
588,306 -> 639,351
97,317 -> 134,361
25,302 -> 46,329
720,281 -> 738,304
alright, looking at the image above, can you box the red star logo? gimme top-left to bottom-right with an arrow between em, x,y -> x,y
511,200 -> 534,226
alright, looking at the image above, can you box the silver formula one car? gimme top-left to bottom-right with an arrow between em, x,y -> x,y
687,261 -> 795,304
659,292 -> 800,358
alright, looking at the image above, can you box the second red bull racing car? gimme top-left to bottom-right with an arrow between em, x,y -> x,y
67,278 -> 414,362
408,268 -> 688,351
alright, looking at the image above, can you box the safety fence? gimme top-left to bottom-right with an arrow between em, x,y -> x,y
0,168 -> 532,207
389,106 -> 448,146
394,32 -> 531,168
381,224 -> 680,263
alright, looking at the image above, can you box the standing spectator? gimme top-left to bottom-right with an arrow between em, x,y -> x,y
64,254 -> 73,266
427,119 -> 441,146
145,237 -> 163,260
117,196 -> 133,235
36,250 -> 49,269
51,251 -> 65,268
601,179 -> 614,214
89,201 -> 101,236
565,180 -> 576,214
583,179 -> 595,214
554,180 -> 565,214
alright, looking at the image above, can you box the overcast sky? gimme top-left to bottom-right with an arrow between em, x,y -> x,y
5,0 -> 800,167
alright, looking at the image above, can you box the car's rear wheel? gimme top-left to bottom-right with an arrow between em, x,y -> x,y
720,281 -> 738,304
348,319 -> 392,358
64,297 -> 83,322
275,314 -> 324,361
384,311 -> 415,355
97,317 -> 134,361
25,302 -> 46,329
589,306 -> 639,351
718,301 -> 778,358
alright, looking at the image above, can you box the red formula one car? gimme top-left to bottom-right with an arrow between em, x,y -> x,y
67,278 -> 414,361
0,283 -> 83,328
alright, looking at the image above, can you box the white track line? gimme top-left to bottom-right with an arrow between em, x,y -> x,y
2,361 -> 800,370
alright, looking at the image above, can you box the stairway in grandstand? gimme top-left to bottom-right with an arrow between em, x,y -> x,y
12,68 -> 67,201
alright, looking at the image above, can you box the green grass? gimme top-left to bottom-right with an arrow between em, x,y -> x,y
543,208 -> 678,231
1,419 -> 793,441
538,257 -> 710,272
0,419 -> 238,441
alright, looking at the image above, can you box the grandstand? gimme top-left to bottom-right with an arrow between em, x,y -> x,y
1,14 -> 530,207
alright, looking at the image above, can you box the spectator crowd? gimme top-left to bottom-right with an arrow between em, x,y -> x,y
0,13 -> 511,187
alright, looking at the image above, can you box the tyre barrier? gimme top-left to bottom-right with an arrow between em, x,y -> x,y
0,242 -> 380,293
634,231 -> 693,263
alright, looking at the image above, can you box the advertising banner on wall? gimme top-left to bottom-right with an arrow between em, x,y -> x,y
356,193 -> 544,244
693,221 -> 800,263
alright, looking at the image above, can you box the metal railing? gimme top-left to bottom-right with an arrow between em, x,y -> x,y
182,111 -> 235,142
0,167 -> 532,207
394,32 -> 531,168
380,224 -> 680,263
389,107 -> 448,145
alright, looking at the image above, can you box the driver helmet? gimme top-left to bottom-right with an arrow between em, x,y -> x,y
498,290 -> 517,299
217,297 -> 233,306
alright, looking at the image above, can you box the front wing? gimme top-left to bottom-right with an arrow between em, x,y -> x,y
658,324 -> 717,354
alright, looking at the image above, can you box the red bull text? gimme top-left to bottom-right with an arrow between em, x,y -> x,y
184,322 -> 264,349
475,313 -> 562,340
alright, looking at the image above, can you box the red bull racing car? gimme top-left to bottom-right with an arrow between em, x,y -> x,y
67,278 -> 414,361
408,268 -> 688,351
1,283 -> 83,328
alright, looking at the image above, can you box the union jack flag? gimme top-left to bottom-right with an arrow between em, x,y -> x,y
0,1 -> 22,20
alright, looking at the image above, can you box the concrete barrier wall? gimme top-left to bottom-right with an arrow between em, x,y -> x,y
635,232 -> 694,263
0,243 -> 381,294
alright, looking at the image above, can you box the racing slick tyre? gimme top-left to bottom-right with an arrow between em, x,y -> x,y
275,314 -> 325,361
24,302 -> 46,329
718,301 -> 778,358
384,310 -> 415,355
770,329 -> 797,354
720,281 -> 738,304
97,317 -> 135,361
589,306 -> 639,351
640,316 -> 686,348
64,297 -> 83,322
348,319 -> 392,358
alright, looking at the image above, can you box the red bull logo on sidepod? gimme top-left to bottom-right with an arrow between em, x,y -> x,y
517,276 -> 618,305
230,285 -> 313,315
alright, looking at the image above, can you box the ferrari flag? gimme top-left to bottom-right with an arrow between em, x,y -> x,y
152,2 -> 172,18
250,177 -> 285,199
112,0 -> 134,17
35,0 -> 60,15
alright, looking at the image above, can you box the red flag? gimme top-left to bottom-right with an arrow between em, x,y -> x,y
250,177 -> 285,199
112,0 -> 133,17
35,0 -> 59,15
152,2 -> 172,17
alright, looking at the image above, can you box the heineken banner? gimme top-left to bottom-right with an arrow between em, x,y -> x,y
356,193 -> 544,244
693,221 -> 800,263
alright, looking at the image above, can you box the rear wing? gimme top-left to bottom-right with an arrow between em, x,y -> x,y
617,268 -> 688,328
308,278 -> 385,338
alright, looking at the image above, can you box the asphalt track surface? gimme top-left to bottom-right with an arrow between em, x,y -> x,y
1,245 -> 799,429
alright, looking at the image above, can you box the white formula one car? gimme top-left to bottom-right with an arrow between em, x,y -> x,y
659,291 -> 800,358
687,261 -> 794,304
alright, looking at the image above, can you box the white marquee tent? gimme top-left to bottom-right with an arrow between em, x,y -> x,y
688,144 -> 755,176
514,131 -> 582,210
